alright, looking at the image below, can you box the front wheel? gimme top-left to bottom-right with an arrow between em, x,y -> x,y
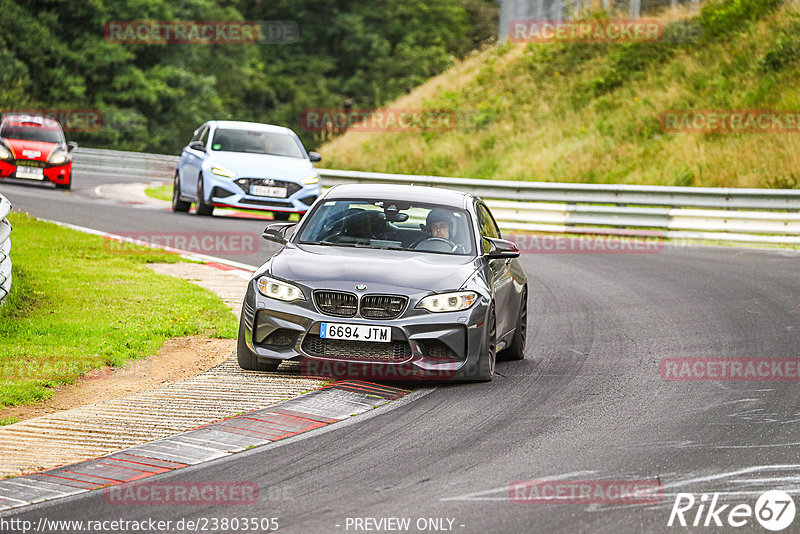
500,288 -> 527,361
474,305 -> 497,381
195,175 -> 214,216
172,171 -> 190,212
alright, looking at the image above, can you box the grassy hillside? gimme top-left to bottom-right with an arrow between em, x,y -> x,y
320,0 -> 800,188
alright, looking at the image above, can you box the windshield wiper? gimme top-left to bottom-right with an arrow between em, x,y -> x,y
299,241 -> 336,246
300,241 -> 404,250
299,241 -> 367,247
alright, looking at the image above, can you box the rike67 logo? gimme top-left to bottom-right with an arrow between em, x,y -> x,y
668,491 -> 796,531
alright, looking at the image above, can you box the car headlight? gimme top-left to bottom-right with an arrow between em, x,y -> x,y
257,276 -> 305,302
417,291 -> 477,313
211,165 -> 237,178
0,146 -> 11,161
301,173 -> 319,185
48,148 -> 70,165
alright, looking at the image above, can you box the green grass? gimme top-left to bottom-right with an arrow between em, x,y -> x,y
144,185 -> 171,202
321,0 -> 800,189
0,213 -> 237,409
0,416 -> 19,426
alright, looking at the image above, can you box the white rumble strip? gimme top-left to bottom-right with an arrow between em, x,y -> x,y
0,262 -> 325,478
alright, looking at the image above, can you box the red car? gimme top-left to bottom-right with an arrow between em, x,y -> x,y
0,114 -> 77,190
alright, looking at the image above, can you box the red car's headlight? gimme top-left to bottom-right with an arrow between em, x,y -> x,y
48,148 -> 70,165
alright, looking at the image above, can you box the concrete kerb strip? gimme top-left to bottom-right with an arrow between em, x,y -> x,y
0,381 -> 410,512
94,181 -> 171,208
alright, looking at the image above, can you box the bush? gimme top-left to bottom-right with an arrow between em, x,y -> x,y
700,0 -> 784,38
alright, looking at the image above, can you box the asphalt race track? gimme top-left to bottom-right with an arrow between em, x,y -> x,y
2,170 -> 800,533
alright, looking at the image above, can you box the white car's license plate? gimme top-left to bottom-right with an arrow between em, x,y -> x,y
250,185 -> 287,198
320,323 -> 391,343
16,164 -> 44,180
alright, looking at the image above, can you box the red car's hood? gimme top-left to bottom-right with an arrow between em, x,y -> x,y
2,138 -> 57,162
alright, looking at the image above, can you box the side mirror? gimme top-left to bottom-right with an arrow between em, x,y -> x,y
308,151 -> 322,163
67,141 -> 78,152
188,141 -> 205,152
262,222 -> 297,245
484,237 -> 520,260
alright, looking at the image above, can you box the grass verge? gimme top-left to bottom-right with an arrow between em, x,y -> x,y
144,184 -> 171,202
0,212 -> 237,409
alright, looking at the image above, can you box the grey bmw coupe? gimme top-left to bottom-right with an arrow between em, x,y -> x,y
237,184 -> 528,381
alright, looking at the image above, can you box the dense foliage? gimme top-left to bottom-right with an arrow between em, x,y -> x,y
0,0 -> 497,153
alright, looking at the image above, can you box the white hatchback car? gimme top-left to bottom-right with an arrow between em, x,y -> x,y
173,120 -> 322,219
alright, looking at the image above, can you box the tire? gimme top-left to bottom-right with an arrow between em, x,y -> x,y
500,288 -> 527,361
195,174 -> 214,216
236,314 -> 281,372
474,304 -> 497,381
272,211 -> 292,221
172,171 -> 190,212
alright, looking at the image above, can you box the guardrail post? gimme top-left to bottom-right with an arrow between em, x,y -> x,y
0,194 -> 12,305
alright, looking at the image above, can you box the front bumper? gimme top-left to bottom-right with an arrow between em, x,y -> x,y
0,160 -> 71,186
205,174 -> 321,213
240,278 -> 491,381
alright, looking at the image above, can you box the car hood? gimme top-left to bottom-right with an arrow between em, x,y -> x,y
206,152 -> 314,181
2,139 -> 57,162
270,244 -> 479,292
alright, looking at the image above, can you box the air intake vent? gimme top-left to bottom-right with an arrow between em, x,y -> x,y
302,335 -> 410,361
422,340 -> 456,360
360,295 -> 407,319
314,291 -> 358,317
211,187 -> 235,199
258,329 -> 298,348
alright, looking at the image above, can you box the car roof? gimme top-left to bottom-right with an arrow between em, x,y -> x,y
324,183 -> 472,208
1,114 -> 62,130
208,120 -> 293,134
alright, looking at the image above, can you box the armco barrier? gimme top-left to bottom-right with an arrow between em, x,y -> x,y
71,148 -> 800,245
0,194 -> 12,304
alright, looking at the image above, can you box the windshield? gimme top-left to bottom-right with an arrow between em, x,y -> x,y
0,125 -> 63,144
297,199 -> 475,255
210,129 -> 304,158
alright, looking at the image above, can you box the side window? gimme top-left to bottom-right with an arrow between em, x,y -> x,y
477,203 -> 501,253
190,125 -> 204,143
199,127 -> 210,147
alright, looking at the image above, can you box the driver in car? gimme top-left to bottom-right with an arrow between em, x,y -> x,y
429,218 -> 451,240
413,208 -> 466,253
426,209 -> 455,241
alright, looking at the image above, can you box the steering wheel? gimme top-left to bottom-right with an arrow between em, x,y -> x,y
413,237 -> 461,253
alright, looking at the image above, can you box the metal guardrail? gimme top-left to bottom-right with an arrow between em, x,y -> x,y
0,195 -> 12,304
72,147 -> 800,245
74,147 -> 178,179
